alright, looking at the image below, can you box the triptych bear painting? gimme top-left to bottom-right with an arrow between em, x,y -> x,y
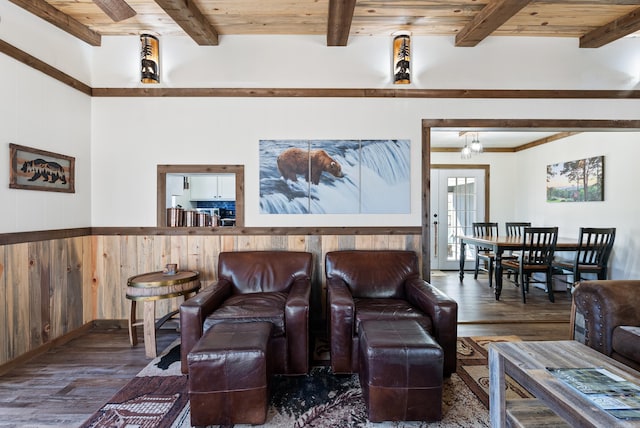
259,140 -> 410,215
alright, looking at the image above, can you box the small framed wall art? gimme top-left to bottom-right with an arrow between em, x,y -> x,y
9,143 -> 75,193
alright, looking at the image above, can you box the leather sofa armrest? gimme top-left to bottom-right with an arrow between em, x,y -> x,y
179,279 -> 232,373
405,277 -> 458,376
284,279 -> 311,375
573,280 -> 640,357
327,279 -> 355,374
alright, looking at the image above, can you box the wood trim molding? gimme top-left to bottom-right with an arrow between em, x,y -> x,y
0,39 -> 92,95
91,226 -> 422,236
0,228 -> 91,246
3,35 -> 640,100
0,226 -> 421,245
431,132 -> 584,153
90,88 -> 640,99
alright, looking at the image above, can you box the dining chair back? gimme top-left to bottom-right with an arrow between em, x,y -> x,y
503,222 -> 531,284
472,222 -> 499,287
505,222 -> 531,237
553,227 -> 616,287
502,227 -> 558,303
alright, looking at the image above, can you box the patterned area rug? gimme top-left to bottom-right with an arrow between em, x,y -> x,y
456,336 -> 533,408
82,338 -> 490,427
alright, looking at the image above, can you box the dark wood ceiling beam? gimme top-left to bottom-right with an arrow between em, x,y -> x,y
327,0 -> 357,46
455,0 -> 533,47
580,6 -> 640,48
8,0 -> 101,46
153,0 -> 219,46
93,0 -> 136,22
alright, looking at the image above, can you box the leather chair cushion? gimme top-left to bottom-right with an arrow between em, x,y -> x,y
354,298 -> 433,335
204,291 -> 287,336
612,326 -> 640,364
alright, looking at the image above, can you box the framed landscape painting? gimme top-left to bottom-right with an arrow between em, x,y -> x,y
9,144 -> 75,193
546,155 -> 603,202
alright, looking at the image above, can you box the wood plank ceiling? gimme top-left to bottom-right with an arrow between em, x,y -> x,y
8,0 -> 640,48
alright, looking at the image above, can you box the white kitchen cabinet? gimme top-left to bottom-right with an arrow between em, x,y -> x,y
189,174 -> 236,201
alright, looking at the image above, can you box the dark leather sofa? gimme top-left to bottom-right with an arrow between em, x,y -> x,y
180,251 -> 312,375
326,250 -> 458,376
572,280 -> 640,371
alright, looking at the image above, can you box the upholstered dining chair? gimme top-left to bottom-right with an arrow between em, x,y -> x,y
472,222 -> 499,287
553,227 -> 616,288
501,227 -> 558,303
179,250 -> 313,375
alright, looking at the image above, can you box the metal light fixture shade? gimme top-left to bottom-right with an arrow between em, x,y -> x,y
140,34 -> 160,84
393,32 -> 411,84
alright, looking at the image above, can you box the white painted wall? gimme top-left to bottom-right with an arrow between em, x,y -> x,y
2,2 -> 640,277
89,34 -> 640,90
0,56 -> 91,233
514,132 -> 640,279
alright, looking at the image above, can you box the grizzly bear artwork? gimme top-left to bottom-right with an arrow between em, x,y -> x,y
277,147 -> 344,185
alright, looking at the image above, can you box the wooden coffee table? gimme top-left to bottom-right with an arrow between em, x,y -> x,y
489,340 -> 640,427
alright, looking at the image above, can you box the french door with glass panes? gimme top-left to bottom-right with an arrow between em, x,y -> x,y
430,168 -> 486,271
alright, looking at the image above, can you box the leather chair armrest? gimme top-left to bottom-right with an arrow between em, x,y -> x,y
573,280 -> 640,357
179,280 -> 232,373
284,279 -> 311,375
327,279 -> 355,374
405,278 -> 458,376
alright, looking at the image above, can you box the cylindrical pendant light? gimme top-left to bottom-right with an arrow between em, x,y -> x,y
393,32 -> 411,84
140,34 -> 160,84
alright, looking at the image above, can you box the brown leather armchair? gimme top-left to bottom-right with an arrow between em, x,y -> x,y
180,251 -> 312,375
326,250 -> 458,376
572,280 -> 640,371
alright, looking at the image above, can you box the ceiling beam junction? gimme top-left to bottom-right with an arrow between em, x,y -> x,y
455,0 -> 533,47
580,6 -> 640,48
327,0 -> 357,46
8,0 -> 101,46
93,0 -> 136,22
153,0 -> 219,46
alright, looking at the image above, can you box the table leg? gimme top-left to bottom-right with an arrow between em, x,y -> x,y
494,249 -> 504,300
488,346 -> 507,428
143,300 -> 157,358
128,300 -> 138,346
459,240 -> 466,281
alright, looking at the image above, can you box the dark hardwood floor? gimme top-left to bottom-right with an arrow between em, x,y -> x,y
0,271 -> 572,427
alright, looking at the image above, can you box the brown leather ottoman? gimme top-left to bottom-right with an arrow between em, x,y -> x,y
187,321 -> 272,426
358,319 -> 443,422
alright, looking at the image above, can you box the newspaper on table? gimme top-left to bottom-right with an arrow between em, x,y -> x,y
547,367 -> 640,420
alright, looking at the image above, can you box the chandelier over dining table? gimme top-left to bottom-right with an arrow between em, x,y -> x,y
461,132 -> 483,159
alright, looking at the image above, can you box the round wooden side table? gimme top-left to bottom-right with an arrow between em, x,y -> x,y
126,269 -> 200,358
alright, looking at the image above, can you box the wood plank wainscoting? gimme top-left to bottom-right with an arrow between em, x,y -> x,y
0,228 -> 421,369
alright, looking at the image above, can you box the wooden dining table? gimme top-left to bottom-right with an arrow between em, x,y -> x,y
459,235 -> 581,300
